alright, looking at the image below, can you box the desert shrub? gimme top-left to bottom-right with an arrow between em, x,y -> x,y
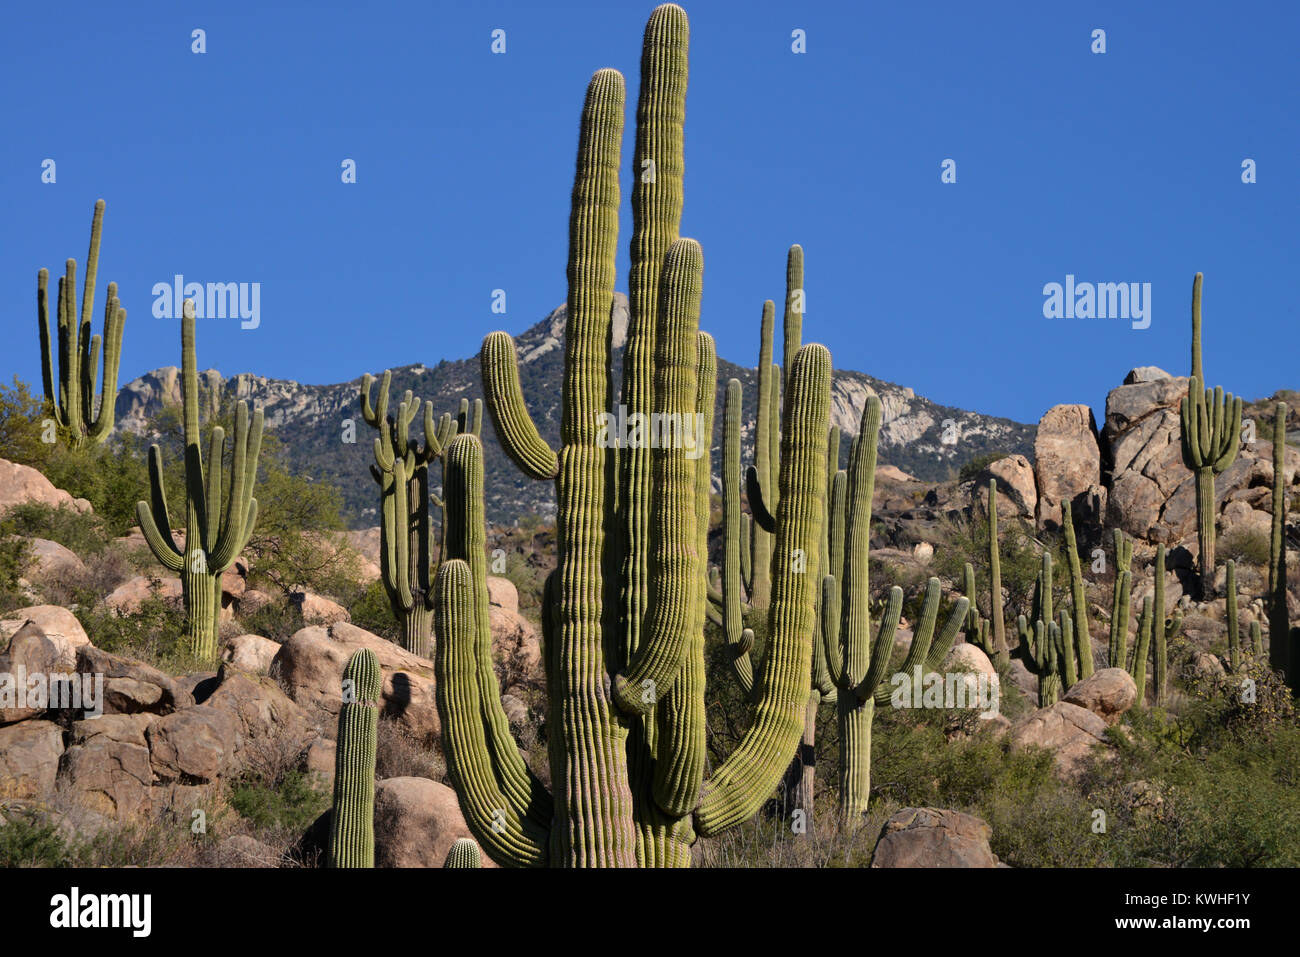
932,511 -> 1056,622
227,769 -> 329,835
957,451 -> 1003,484
74,589 -> 197,672
0,809 -> 68,867
0,502 -> 111,556
347,578 -> 401,642
375,718 -> 445,782
239,600 -> 307,644
1220,526 -> 1271,567
0,535 -> 31,615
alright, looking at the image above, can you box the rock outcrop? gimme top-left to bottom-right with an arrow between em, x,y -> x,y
871,807 -> 1000,867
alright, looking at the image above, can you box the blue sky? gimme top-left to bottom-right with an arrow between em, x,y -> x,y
2,0 -> 1296,427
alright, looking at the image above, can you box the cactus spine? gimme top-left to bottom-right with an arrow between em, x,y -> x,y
329,649 -> 380,868
1061,500 -> 1094,679
136,302 -> 263,664
1179,273 -> 1242,598
441,7 -> 835,867
444,837 -> 482,868
36,199 -> 126,451
1268,402 -> 1291,682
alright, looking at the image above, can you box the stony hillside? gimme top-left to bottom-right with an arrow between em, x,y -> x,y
114,292 -> 1035,527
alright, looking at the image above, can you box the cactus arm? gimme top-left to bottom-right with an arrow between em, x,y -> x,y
434,560 -> 550,867
58,266 -> 82,436
695,344 -> 830,836
611,239 -> 702,716
1061,500 -> 1094,679
820,574 -> 843,687
740,512 -> 753,592
747,299 -> 776,609
782,245 -> 803,392
328,649 -> 380,868
870,591 -> 968,706
136,446 -> 186,573
745,465 -> 777,533
854,585 -> 903,702
651,330 -> 714,817
1059,607 -> 1078,688
85,287 -> 125,442
479,331 -> 560,480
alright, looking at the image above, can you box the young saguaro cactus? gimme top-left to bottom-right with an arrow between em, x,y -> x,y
1268,402 -> 1291,682
1180,273 -> 1243,599
444,837 -> 482,868
821,394 -> 968,821
440,6 -> 833,868
358,371 -> 465,655
1108,529 -> 1134,669
987,479 -> 1008,663
1061,500 -> 1094,679
136,301 -> 263,664
36,199 -> 127,450
329,649 -> 380,868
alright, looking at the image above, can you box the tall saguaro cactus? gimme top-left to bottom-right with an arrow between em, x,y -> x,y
358,371 -> 464,654
821,394 -> 968,821
1268,402 -> 1291,682
439,6 -> 834,867
36,199 -> 127,450
1061,500 -> 1094,679
329,649 -> 380,868
137,302 -> 263,663
1180,273 -> 1242,598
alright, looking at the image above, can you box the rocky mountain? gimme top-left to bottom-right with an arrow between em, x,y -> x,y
113,293 -> 1036,527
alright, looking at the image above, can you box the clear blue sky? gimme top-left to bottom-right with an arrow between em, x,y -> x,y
3,0 -> 1296,427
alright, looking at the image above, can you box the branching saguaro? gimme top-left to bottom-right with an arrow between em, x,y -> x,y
136,301 -> 263,664
434,5 -> 833,867
36,199 -> 126,450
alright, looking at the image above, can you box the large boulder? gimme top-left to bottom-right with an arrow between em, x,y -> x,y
272,623 -> 439,744
57,714 -> 155,817
221,634 -> 280,673
976,455 -> 1036,519
372,776 -> 497,868
1035,404 -> 1101,530
871,807 -> 999,868
486,576 -> 519,614
489,606 -> 543,691
1063,667 -> 1137,725
0,606 -> 90,671
200,665 -> 316,774
290,591 -> 350,625
0,720 -> 64,799
77,645 -> 193,717
147,706 -> 239,783
1009,701 -> 1111,778
101,575 -> 184,615
21,538 -> 86,583
0,458 -> 91,515
0,622 -> 75,723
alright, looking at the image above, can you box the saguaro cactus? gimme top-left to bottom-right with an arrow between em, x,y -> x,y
821,394 -> 968,820
444,837 -> 482,868
1180,273 -> 1242,598
1268,402 -> 1291,681
1108,530 -> 1134,669
988,479 -> 1007,662
329,648 -> 380,868
438,6 -> 834,868
36,199 -> 126,450
358,371 -> 464,655
1061,500 -> 1094,679
137,302 -> 263,663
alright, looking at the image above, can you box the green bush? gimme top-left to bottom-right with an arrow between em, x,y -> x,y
227,769 -> 329,834
1220,526 -> 1271,567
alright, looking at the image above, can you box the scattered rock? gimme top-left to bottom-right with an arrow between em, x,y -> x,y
977,454 -> 1037,518
102,576 -> 184,616
0,622 -> 75,722
147,706 -> 238,783
0,606 -> 90,671
0,720 -> 64,799
1063,667 -> 1137,725
57,715 -> 155,817
221,634 -> 280,673
1009,701 -> 1111,779
77,646 -> 193,717
290,591 -> 350,625
21,538 -> 86,583
486,576 -> 519,614
0,458 -> 92,515
372,776 -> 497,868
871,807 -> 999,868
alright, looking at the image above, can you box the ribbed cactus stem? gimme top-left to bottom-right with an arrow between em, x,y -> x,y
1062,500 -> 1094,679
1269,402 -> 1290,678
1059,607 -> 1078,689
1131,596 -> 1153,703
1153,544 -> 1168,705
1226,559 -> 1241,673
988,479 -> 1006,657
444,837 -> 483,868
749,299 -> 776,609
329,649 -> 380,868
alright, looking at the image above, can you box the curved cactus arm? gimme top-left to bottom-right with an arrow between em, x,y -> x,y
136,446 -> 186,573
470,398 -> 483,438
436,411 -> 456,449
745,465 -> 777,533
819,574 -> 844,689
419,400 -> 443,460
210,402 -> 264,571
695,343 -> 830,837
479,331 -> 559,480
854,586 -> 903,703
1214,393 -> 1243,473
456,397 -> 470,435
328,648 -> 380,868
36,269 -> 66,430
1059,607 -> 1078,688
202,425 -> 225,553
740,512 -> 753,592
358,370 -> 389,427
1131,596 -> 1153,697
611,238 -> 702,717
379,458 -> 415,612
434,560 -> 550,867
85,284 -> 125,442
768,363 -> 781,511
